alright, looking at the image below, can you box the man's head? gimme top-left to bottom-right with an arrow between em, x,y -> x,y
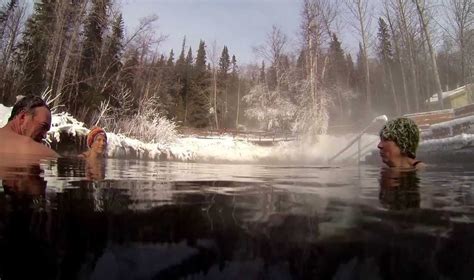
378,117 -> 420,166
8,95 -> 51,143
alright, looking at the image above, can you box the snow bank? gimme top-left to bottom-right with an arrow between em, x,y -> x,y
0,103 -> 382,163
4,103 -> 474,164
418,133 -> 474,153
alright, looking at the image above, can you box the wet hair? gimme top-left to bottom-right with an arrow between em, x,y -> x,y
8,95 -> 50,122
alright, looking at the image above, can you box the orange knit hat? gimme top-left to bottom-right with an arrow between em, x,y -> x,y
87,127 -> 107,148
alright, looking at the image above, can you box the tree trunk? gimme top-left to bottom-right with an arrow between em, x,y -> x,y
55,0 -> 89,107
1,4 -> 23,100
213,69 -> 218,129
385,7 -> 410,113
397,0 -> 420,111
355,0 -> 371,111
414,0 -> 444,109
387,62 -> 400,115
236,78 -> 240,128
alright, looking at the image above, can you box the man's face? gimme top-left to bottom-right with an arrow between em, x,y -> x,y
377,137 -> 402,167
20,106 -> 52,143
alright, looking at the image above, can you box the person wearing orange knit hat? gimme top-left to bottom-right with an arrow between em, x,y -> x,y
83,127 -> 107,156
80,127 -> 107,180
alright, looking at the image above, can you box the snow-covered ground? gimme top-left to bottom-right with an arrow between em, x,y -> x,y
0,104 -> 381,164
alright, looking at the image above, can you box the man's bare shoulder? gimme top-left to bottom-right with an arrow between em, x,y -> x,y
30,140 -> 59,158
0,127 -> 58,158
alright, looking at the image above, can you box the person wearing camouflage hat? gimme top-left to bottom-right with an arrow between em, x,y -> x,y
377,117 -> 425,169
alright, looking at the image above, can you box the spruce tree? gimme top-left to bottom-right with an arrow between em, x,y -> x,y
227,54 -> 239,128
218,46 -> 230,79
377,18 -> 393,63
15,0 -> 55,96
121,50 -> 139,95
218,46 -> 231,127
167,49 -> 175,67
163,49 -> 179,119
327,34 -> 347,87
81,0 -> 109,78
102,13 -> 124,78
377,17 -> 399,115
79,0 -> 110,109
175,38 -> 187,122
189,40 -> 210,127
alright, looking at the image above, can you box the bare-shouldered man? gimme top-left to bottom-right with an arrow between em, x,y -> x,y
0,95 -> 58,158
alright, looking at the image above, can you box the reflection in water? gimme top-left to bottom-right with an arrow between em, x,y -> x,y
83,156 -> 106,181
0,160 -> 473,279
379,168 -> 420,210
0,162 -> 54,280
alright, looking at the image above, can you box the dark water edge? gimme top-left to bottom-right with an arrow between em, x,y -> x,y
0,159 -> 474,280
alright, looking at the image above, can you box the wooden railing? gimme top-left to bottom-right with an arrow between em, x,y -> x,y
178,127 -> 297,145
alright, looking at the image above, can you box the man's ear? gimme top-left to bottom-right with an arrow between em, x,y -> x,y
17,111 -> 28,125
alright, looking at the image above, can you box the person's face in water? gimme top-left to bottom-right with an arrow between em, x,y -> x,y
91,134 -> 107,155
377,137 -> 403,167
19,106 -> 52,143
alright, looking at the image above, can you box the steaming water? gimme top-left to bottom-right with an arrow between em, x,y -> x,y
1,158 -> 474,279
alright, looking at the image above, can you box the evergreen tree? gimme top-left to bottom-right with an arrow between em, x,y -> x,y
326,34 -> 348,122
231,55 -> 238,75
377,17 -> 399,115
78,0 -> 110,110
188,40 -> 209,127
346,54 -> 356,89
162,49 -> 179,119
218,46 -> 230,79
175,38 -> 188,122
15,0 -> 55,96
227,54 -> 240,128
80,0 -> 109,78
121,49 -> 139,93
195,40 -> 206,77
102,13 -> 124,78
186,46 -> 193,66
326,34 -> 347,87
167,49 -> 175,67
217,46 -> 231,127
377,18 -> 393,63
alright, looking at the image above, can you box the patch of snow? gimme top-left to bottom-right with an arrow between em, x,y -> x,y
429,114 -> 474,131
419,133 -> 474,153
0,104 -> 11,127
427,85 -> 467,103
5,103 -> 474,164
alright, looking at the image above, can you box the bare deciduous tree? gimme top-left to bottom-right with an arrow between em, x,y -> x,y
384,0 -> 410,113
413,0 -> 444,109
207,40 -> 220,129
442,0 -> 474,84
253,25 -> 287,91
345,0 -> 372,111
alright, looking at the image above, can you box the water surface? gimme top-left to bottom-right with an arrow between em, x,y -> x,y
1,158 -> 474,279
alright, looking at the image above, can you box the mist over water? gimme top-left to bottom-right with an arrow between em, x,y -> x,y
0,158 -> 473,279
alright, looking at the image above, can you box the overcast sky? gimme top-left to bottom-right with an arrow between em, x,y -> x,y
121,0 -> 360,65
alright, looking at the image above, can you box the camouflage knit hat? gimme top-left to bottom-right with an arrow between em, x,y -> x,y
379,117 -> 420,158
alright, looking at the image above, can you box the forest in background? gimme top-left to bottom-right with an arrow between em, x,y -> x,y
0,0 -> 473,139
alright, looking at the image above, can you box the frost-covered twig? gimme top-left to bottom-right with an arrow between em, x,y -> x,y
41,87 -> 64,113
